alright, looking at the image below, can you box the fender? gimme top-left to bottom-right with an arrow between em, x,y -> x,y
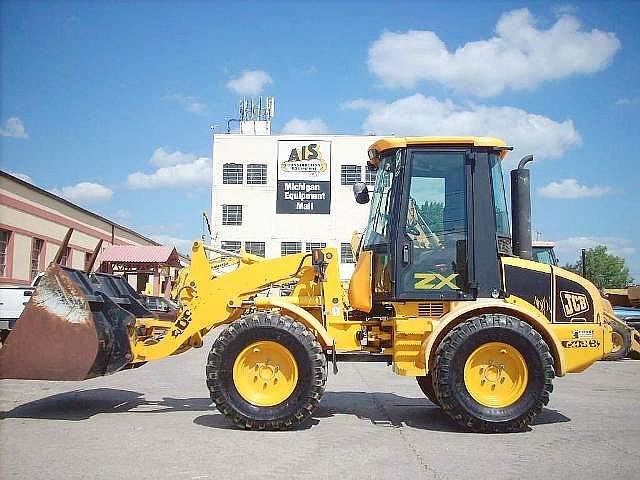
418,298 -> 567,376
254,297 -> 334,348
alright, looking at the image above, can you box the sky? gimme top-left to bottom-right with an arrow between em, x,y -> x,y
1,1 -> 639,280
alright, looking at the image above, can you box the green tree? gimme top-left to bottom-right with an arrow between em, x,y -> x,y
419,201 -> 444,232
565,245 -> 633,288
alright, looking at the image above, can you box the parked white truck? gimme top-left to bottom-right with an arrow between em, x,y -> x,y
0,273 -> 43,345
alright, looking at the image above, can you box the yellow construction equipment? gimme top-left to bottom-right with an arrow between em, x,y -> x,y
602,286 -> 640,359
531,241 -> 640,360
0,137 -> 614,433
604,286 -> 640,308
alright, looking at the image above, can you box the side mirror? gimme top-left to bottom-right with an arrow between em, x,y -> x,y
353,182 -> 370,204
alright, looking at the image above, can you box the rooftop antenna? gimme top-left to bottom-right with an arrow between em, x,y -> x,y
235,96 -> 275,134
267,97 -> 275,119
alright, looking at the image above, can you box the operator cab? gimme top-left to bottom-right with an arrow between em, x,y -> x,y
349,137 -> 512,310
532,241 -> 559,266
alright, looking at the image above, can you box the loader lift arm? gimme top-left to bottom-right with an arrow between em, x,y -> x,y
130,241 -> 335,363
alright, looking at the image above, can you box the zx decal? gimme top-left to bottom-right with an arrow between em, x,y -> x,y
414,273 -> 459,290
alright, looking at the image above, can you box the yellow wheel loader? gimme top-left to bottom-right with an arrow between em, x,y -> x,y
0,137 -> 614,433
531,241 -> 640,360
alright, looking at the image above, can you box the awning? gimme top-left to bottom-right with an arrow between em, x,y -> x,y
100,245 -> 181,268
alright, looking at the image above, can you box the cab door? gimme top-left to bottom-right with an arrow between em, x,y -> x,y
394,149 -> 473,300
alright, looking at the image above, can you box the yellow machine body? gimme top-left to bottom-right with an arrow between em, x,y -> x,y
0,136 -> 614,433
127,240 -> 610,380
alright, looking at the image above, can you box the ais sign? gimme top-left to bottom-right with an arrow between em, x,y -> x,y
277,140 -> 331,214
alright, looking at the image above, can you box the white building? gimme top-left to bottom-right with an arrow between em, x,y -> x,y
211,132 -> 381,279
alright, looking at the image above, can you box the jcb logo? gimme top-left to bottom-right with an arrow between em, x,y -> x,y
560,291 -> 589,317
414,273 -> 459,290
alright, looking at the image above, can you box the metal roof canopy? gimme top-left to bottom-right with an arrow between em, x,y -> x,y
100,245 -> 181,268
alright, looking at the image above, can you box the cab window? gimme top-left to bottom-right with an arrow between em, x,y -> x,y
398,151 -> 468,296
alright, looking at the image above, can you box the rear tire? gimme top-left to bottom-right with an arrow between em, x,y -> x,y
416,373 -> 440,406
206,312 -> 327,430
604,320 -> 631,361
434,314 -> 554,433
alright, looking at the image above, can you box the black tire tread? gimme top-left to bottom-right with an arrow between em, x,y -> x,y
416,373 -> 440,406
434,314 -> 555,433
604,320 -> 632,361
206,312 -> 327,430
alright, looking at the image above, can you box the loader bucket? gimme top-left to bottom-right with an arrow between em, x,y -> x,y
0,263 -> 150,381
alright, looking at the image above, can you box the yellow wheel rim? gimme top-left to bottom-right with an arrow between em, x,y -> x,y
611,332 -> 623,353
232,341 -> 298,407
464,342 -> 528,408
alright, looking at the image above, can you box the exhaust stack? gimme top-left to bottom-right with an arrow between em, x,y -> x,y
510,155 -> 534,260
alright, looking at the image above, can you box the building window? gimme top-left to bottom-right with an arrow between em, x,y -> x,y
245,241 -> 265,257
221,241 -> 241,254
305,242 -> 327,252
222,205 -> 242,225
61,247 -> 72,267
30,238 -> 44,280
281,242 -> 302,256
84,252 -> 93,271
341,243 -> 355,263
247,164 -> 267,185
0,229 -> 10,277
341,165 -> 362,185
365,165 -> 377,185
222,163 -> 243,184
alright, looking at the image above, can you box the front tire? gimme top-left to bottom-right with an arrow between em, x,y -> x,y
416,373 -> 440,406
206,312 -> 327,430
434,314 -> 554,433
604,320 -> 631,361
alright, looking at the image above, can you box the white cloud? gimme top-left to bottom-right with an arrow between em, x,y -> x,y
149,147 -> 197,167
226,70 -> 273,95
281,118 -> 329,134
127,157 -> 212,189
553,4 -> 578,16
538,178 -> 611,199
615,97 -> 640,106
368,8 -> 620,97
342,94 -> 581,163
51,182 -> 113,204
114,209 -> 131,220
164,93 -> 207,113
8,171 -> 33,183
553,237 -> 636,262
150,234 -> 192,253
0,117 -> 29,138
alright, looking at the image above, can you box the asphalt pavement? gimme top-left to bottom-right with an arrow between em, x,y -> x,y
1,333 -> 639,480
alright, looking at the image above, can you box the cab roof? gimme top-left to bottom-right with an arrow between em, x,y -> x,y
532,241 -> 555,248
369,136 -> 511,160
